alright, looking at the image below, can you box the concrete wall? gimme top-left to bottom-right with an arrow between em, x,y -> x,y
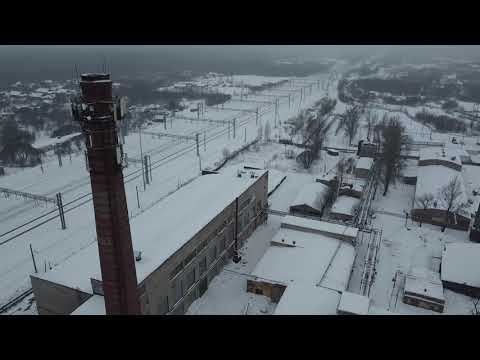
141,171 -> 269,315
31,276 -> 92,315
411,208 -> 470,231
403,293 -> 444,313
418,159 -> 462,171
443,280 -> 480,298
289,205 -> 323,218
246,279 -> 286,303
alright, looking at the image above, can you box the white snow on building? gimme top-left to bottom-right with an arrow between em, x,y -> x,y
441,243 -> 480,289
289,182 -> 330,215
337,291 -> 370,315
33,170 -> 268,295
248,220 -> 356,315
330,196 -> 360,221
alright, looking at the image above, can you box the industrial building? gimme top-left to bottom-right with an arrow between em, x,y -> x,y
330,195 -> 360,222
412,147 -> 473,231
31,168 -> 268,315
441,243 -> 480,298
247,216 -> 357,314
402,267 -> 445,313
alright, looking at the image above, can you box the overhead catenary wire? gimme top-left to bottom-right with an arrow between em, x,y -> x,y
0,81 -> 309,246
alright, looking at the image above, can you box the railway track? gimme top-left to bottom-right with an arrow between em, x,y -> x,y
0,288 -> 33,314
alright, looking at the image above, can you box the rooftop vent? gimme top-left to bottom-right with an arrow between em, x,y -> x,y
134,250 -> 142,262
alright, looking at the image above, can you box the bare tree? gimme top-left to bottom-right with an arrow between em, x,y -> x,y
364,109 -> 378,142
415,193 -> 435,227
336,105 -> 361,146
438,176 -> 468,232
378,115 -> 405,196
472,297 -> 480,315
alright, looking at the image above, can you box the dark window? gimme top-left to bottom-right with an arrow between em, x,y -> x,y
255,288 -> 263,295
208,245 -> 217,265
169,262 -> 183,280
184,250 -> 196,266
185,267 -> 196,290
199,256 -> 207,275
170,278 -> 182,306
219,236 -> 226,252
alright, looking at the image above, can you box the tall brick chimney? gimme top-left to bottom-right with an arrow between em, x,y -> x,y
73,73 -> 140,315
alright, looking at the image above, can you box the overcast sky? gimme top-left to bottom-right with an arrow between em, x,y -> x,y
0,45 -> 479,86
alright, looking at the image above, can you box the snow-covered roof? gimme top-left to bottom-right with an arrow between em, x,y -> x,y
337,291 -> 370,315
253,225 -> 355,315
34,170 -> 267,294
71,295 -> 105,315
290,182 -> 330,212
331,196 -> 360,216
355,157 -> 374,171
441,243 -> 480,288
419,147 -> 462,168
367,306 -> 398,315
280,215 -> 358,242
414,164 -> 471,214
252,228 -> 355,292
274,284 -> 341,315
404,267 -> 445,302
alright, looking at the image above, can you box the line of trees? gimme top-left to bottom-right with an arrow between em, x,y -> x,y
0,119 -> 41,166
415,109 -> 467,133
336,105 -> 361,146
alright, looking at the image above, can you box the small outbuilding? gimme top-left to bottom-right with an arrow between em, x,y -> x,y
402,267 -> 445,313
337,291 -> 370,315
289,182 -> 331,218
330,196 -> 360,222
354,157 -> 374,179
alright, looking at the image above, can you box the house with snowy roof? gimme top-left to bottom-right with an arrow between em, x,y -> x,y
412,146 -> 473,231
289,182 -> 331,218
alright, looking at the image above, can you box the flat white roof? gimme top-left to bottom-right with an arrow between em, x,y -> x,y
404,267 -> 445,302
71,295 -> 106,315
252,228 -> 355,291
281,215 -> 358,240
337,291 -> 370,315
34,170 -> 267,294
356,157 -> 374,171
252,226 -> 355,315
441,243 -> 480,288
331,196 -> 360,216
274,284 -> 341,315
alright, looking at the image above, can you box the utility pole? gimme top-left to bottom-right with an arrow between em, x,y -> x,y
29,244 -> 38,274
56,192 -> 66,230
196,133 -> 200,156
204,131 -> 206,151
244,127 -> 247,143
144,155 -> 149,185
136,185 -> 140,209
233,118 -> 236,139
256,107 -> 259,125
139,125 -> 146,191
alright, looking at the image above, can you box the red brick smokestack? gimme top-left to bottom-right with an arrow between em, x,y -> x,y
78,73 -> 140,315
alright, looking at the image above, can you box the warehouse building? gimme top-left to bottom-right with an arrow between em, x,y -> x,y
247,216 -> 357,314
31,168 -> 268,315
441,243 -> 480,298
402,267 -> 445,313
412,147 -> 473,231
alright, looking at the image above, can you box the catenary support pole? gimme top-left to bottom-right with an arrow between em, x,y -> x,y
29,243 -> 38,274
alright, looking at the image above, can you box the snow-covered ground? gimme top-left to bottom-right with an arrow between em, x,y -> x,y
0,69 -> 342,308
